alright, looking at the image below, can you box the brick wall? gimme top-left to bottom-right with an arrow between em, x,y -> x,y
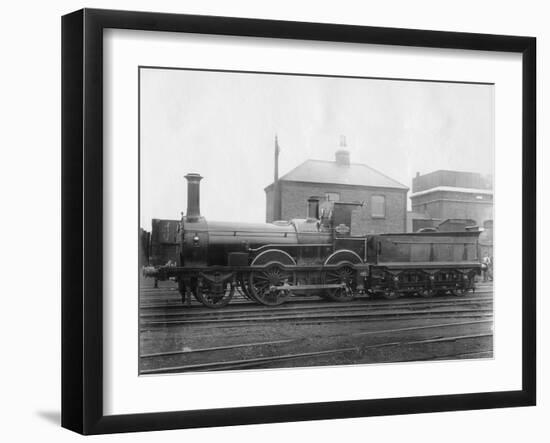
265,187 -> 274,222
411,190 -> 493,226
412,170 -> 493,193
269,181 -> 406,233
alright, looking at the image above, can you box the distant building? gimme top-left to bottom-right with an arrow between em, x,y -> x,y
406,211 -> 440,233
478,219 -> 493,257
438,218 -> 478,232
265,138 -> 408,233
410,170 -> 493,229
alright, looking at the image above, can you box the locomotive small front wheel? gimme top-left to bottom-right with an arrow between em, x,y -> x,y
322,265 -> 356,302
194,281 -> 234,308
249,265 -> 294,306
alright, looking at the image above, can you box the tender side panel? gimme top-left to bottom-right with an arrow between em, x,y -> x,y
366,232 -> 482,294
368,232 -> 480,265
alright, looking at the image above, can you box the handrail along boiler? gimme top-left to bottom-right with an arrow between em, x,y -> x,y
143,173 -> 484,307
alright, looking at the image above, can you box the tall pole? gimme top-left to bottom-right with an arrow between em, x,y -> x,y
273,135 -> 282,221
274,134 -> 279,183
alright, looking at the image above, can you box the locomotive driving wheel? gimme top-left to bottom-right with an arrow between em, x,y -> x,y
322,265 -> 356,302
194,276 -> 234,308
249,265 -> 294,306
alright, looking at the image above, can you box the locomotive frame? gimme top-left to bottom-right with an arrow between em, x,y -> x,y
62,8 -> 536,436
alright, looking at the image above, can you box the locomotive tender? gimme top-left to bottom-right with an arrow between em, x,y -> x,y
143,173 -> 483,307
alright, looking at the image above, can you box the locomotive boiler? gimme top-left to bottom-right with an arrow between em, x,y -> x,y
143,173 -> 483,308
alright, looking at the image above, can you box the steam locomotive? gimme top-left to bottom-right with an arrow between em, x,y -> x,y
142,173 -> 483,308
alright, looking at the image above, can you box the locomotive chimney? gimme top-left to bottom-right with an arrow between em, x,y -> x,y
184,173 -> 203,221
307,196 -> 320,219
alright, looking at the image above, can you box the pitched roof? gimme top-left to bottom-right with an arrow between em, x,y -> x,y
270,159 -> 408,190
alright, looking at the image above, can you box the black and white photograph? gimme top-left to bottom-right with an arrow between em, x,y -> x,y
138,67 -> 495,375
1,0 -> 546,439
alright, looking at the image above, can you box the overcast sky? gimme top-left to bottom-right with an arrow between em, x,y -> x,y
140,68 -> 494,229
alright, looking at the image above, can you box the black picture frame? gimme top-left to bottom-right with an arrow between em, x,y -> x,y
61,8 -> 536,435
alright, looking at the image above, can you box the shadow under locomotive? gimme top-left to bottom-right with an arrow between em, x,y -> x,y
142,173 -> 485,308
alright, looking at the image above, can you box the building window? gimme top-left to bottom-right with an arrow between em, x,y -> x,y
325,192 -> 340,201
371,195 -> 385,218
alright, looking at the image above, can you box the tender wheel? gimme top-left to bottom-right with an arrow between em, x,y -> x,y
249,265 -> 294,306
451,286 -> 469,296
452,274 -> 473,296
322,265 -> 356,302
194,279 -> 234,308
418,288 -> 436,298
382,289 -> 400,300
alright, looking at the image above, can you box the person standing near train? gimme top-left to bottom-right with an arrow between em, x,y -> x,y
482,253 -> 491,282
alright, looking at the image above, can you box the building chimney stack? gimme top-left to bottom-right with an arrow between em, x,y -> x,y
335,135 -> 350,166
184,173 -> 203,221
335,150 -> 350,166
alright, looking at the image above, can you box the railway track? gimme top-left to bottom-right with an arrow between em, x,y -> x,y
141,311 -> 492,328
139,297 -> 493,327
141,295 -> 493,315
141,325 -> 493,374
139,288 -> 494,309
139,283 -> 494,374
141,319 -> 492,358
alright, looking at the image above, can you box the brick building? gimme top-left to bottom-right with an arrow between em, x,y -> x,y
409,170 -> 493,229
265,145 -> 408,234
